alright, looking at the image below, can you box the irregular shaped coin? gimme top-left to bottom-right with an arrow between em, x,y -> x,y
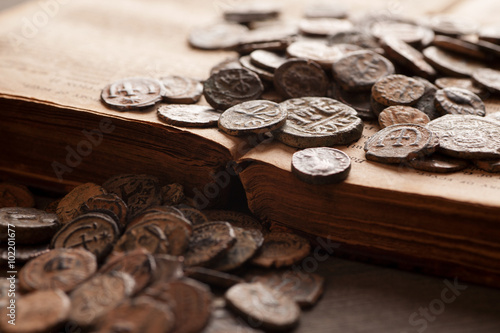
274,59 -> 329,99
434,87 -> 486,117
158,104 -> 221,128
378,106 -> 430,128
101,77 -> 164,110
160,75 -> 203,104
251,232 -> 310,268
56,182 -> 106,224
292,147 -> 351,184
372,74 -> 425,106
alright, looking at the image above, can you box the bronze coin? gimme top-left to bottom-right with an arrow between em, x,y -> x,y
0,289 -> 70,333
239,55 -> 274,82
210,57 -> 244,75
372,74 -> 425,106
426,115 -> 500,159
56,182 -> 106,224
0,243 -> 49,265
327,30 -> 383,53
287,40 -> 362,69
274,59 -> 329,99
152,254 -> 184,283
79,192 -> 128,229
273,97 -> 364,148
184,266 -> 244,289
473,159 -> 500,173
0,207 -> 59,244
250,50 -> 287,72
223,2 -> 280,23
432,35 -> 488,60
423,46 -> 486,77
412,76 -> 441,120
158,104 -> 221,128
334,84 -> 376,120
304,2 -> 348,19
114,222 -> 170,255
50,212 -> 120,261
178,207 -> 208,226
408,153 -> 470,173
103,174 -> 162,220
299,18 -> 353,37
332,50 -> 395,92
188,23 -> 248,50
251,232 -> 310,268
378,106 -> 430,128
68,271 -> 135,327
436,77 -> 489,98
19,248 -> 97,293
428,15 -> 477,36
204,68 -> 264,111
161,183 -> 185,206
218,100 -> 287,136
203,209 -> 264,232
371,21 -> 432,45
225,282 -> 301,331
160,75 -> 203,104
434,87 -> 485,117
472,68 -> 500,95
128,206 -> 188,228
292,147 -> 351,184
101,77 -> 164,110
364,124 -> 439,163
0,182 -> 34,208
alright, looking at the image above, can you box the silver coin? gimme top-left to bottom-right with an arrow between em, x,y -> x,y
157,105 -> 221,128
292,147 -> 351,184
101,77 -> 164,110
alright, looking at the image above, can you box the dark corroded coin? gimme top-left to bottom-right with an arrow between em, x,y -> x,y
370,95 -> 388,117
158,104 -> 220,128
432,35 -> 488,60
103,174 -> 162,220
472,68 -> 500,95
79,193 -> 128,229
251,270 -> 325,307
210,57 -> 244,75
57,182 -> 106,224
364,124 -> 439,163
204,68 -> 264,111
274,59 -> 329,99
0,289 -> 70,333
371,21 -> 432,45
408,153 -> 470,173
250,50 -> 287,72
251,232 -> 310,268
332,50 -> 395,92
434,87 -> 485,117
224,2 -> 280,23
0,183 -> 34,208
299,18 -> 353,37
473,159 -> 500,173
423,46 -> 486,77
378,106 -> 430,128
19,248 -> 97,293
372,74 -> 425,107
0,207 -> 58,244
412,77 -> 440,120
436,77 -> 489,98
426,115 -> 500,159
185,267 -> 244,289
225,282 -> 301,331
218,100 -> 287,136
274,97 -> 364,148
203,210 -> 263,232
287,40 -> 362,69
184,222 -> 236,267
239,55 -> 274,82
113,223 -> 169,255
188,23 -> 248,50
51,212 -> 120,261
161,183 -> 185,206
69,272 -> 135,327
334,84 -> 375,120
160,75 -> 203,104
101,77 -> 164,110
292,147 -> 351,184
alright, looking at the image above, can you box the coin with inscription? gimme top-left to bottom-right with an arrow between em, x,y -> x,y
113,222 -> 170,255
19,248 -> 97,292
218,100 -> 287,136
185,267 -> 244,289
426,115 -> 500,159
158,104 -> 220,128
203,209 -> 264,232
101,77 -> 164,110
423,46 -> 486,77
188,23 -> 249,50
274,59 -> 329,99
57,182 -> 107,224
472,68 -> 500,95
79,193 -> 128,229
273,97 -> 364,148
435,77 -> 489,98
299,18 -> 353,36
473,159 -> 500,173
0,207 -> 59,244
364,124 -> 439,163
251,232 -> 310,268
287,40 -> 362,69
434,87 -> 485,117
372,74 -> 425,106
292,147 -> 351,184
250,50 -> 287,72
408,153 -> 470,173
160,75 -> 203,104
378,106 -> 430,128
0,182 -> 34,208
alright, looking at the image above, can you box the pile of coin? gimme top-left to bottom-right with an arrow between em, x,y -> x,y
0,178 -> 325,332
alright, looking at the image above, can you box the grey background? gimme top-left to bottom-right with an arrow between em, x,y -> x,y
1,0 -> 27,11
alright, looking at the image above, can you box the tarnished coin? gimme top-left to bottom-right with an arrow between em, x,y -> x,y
158,104 -> 220,128
218,100 -> 287,136
274,59 -> 329,99
178,207 -> 208,226
378,106 -> 430,128
19,248 -> 97,292
101,77 -> 164,110
203,210 -> 264,232
57,182 -> 106,224
185,267 -> 244,289
0,183 -> 34,208
364,124 -> 439,163
423,46 -> 486,77
103,174 -> 161,220
239,55 -> 274,82
188,23 -> 248,50
412,77 -> 441,120
371,21 -> 432,45
161,183 -> 185,206
327,30 -> 382,53
50,212 -> 120,261
428,15 -> 477,36
408,153 -> 470,173
299,18 -> 353,36
210,57 -> 244,75
113,223 -> 169,255
334,84 -> 375,120
184,222 -> 236,267
332,50 -> 395,92
426,115 -> 500,159
0,243 -> 49,265
473,159 -> 500,173
69,272 -> 135,327
287,40 -> 362,69
304,2 -> 348,19
251,232 -> 310,268
160,75 -> 203,104
472,68 -> 500,95
0,207 -> 59,244
434,87 -> 485,117
0,289 -> 70,333
152,254 -> 184,283
273,97 -> 364,148
204,68 -> 264,110
436,77 -> 489,98
372,74 -> 425,106
250,50 -> 287,72
291,147 -> 351,184
432,35 -> 488,60
79,193 -> 128,229
225,282 -> 301,331
223,2 -> 280,23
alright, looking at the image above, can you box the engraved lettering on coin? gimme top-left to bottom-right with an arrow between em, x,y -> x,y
434,87 -> 485,116
157,104 -> 221,128
378,106 -> 430,128
372,74 -> 425,106
79,193 -> 128,229
292,147 -> 351,184
101,77 -> 164,110
113,223 -> 170,255
274,59 -> 329,99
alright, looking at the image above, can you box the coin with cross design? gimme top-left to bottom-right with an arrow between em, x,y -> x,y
372,74 -> 426,106
101,77 -> 164,110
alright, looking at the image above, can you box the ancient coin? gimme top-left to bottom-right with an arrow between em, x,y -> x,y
101,77 -> 164,110
160,75 -> 203,104
239,55 -> 274,82
224,2 -> 280,23
412,76 -> 441,120
332,50 -> 395,91
436,77 -> 489,98
299,18 -> 353,36
0,243 -> 49,264
291,147 -> 351,184
79,193 -> 128,229
334,84 -> 376,120
19,248 -> 97,293
378,106 -> 430,128
236,25 -> 296,54
428,15 -> 477,36
204,68 -> 264,110
250,50 -> 287,72
161,183 -> 185,206
274,59 -> 329,99
370,95 -> 388,117
304,2 -> 348,19
327,30 -> 382,53
432,35 -> 488,60
0,289 -> 70,333
218,100 -> 287,136
113,222 -> 170,255
184,267 -> 245,289
0,182 -> 34,208
287,40 -> 362,69
473,159 -> 500,173
434,88 -> 485,117
50,212 -> 120,261
0,207 -> 59,244
364,124 -> 439,163
251,270 -> 325,307
273,97 -> 364,148
371,21 -> 432,45
178,206 -> 208,226
372,74 -> 425,106
251,232 -> 310,268
225,282 -> 301,331
188,23 -> 248,50
203,209 -> 264,232
472,68 -> 500,95
426,115 -> 500,159
423,46 -> 486,77
210,57 -> 244,75
103,174 -> 162,220
157,104 -> 220,128
152,254 -> 184,283
203,301 -> 264,333
56,182 -> 106,224
68,272 -> 135,327
184,222 -> 236,267
408,153 -> 470,173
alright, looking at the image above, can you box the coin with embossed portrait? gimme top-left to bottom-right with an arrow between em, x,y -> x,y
292,147 -> 351,184
101,77 -> 164,110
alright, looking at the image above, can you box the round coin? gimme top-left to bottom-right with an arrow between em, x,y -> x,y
408,153 -> 470,173
250,50 -> 287,72
432,35 -> 488,60
472,68 -> 500,95
371,21 -> 431,45
436,77 -> 489,98
291,147 -> 351,184
434,87 -> 485,117
0,183 -> 34,208
113,223 -> 170,255
251,232 -> 310,268
287,40 -> 362,69
160,75 -> 203,104
161,183 -> 185,206
274,59 -> 329,99
423,46 -> 486,77
0,207 -> 59,244
56,182 -> 107,224
372,74 -> 426,106
210,57 -> 244,75
239,55 -> 274,82
158,104 -> 221,128
188,23 -> 249,50
79,193 -> 128,229
327,30 -> 382,53
101,77 -> 164,110
378,106 -> 430,128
